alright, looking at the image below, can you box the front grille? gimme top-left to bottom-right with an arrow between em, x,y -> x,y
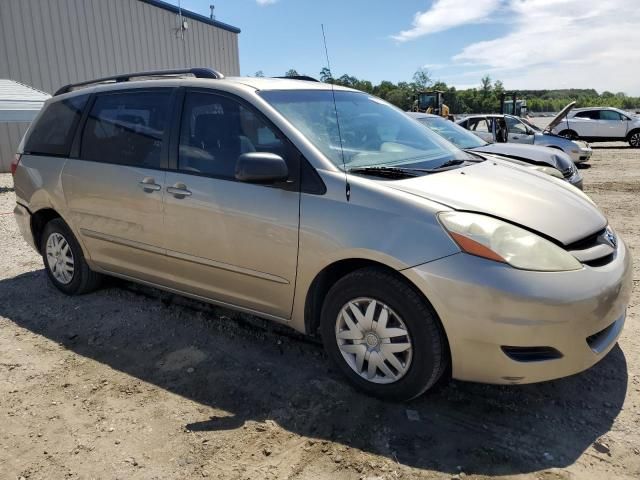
584,253 -> 614,268
566,227 -> 616,267
501,346 -> 563,362
561,167 -> 574,178
566,228 -> 606,251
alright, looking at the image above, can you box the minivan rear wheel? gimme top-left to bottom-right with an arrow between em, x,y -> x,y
320,267 -> 448,401
41,218 -> 102,295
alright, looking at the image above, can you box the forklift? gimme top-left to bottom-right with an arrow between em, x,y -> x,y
500,91 -> 527,116
412,91 -> 452,119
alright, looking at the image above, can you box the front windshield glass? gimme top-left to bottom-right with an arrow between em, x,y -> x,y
260,90 -> 469,170
519,117 -> 541,132
416,116 -> 488,149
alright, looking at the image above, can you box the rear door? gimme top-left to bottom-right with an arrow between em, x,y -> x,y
467,117 -> 494,142
61,88 -> 175,284
572,110 -> 599,137
161,89 -> 301,318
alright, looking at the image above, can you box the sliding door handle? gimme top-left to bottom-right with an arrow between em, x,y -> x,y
138,179 -> 162,192
167,185 -> 192,198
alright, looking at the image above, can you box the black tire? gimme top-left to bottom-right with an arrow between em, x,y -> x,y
627,130 -> 640,148
41,218 -> 102,295
558,129 -> 578,140
320,267 -> 449,401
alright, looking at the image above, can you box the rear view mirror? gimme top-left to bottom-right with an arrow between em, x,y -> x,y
235,152 -> 289,184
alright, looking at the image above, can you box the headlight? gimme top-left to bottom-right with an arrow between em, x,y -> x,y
439,212 -> 582,271
531,165 -> 563,179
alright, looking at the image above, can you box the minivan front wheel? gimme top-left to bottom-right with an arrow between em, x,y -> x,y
320,268 -> 448,401
41,218 -> 102,295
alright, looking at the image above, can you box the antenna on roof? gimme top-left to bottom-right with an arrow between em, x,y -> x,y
210,5 -> 215,20
321,24 -> 350,202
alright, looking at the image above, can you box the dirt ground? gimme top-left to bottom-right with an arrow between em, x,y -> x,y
0,143 -> 638,480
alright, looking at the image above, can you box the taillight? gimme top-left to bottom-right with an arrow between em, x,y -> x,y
10,154 -> 21,176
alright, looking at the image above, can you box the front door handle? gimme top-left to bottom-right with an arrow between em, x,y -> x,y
138,178 -> 162,192
167,184 -> 192,198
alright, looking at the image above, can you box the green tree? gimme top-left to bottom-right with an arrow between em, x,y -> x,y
411,68 -> 432,93
254,70 -> 265,77
319,67 -> 333,83
285,69 -> 300,77
480,75 -> 492,96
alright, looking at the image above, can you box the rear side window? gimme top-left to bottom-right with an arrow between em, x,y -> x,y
80,90 -> 172,168
24,95 -> 88,156
575,110 -> 599,119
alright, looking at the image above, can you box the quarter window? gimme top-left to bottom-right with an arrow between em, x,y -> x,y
178,91 -> 287,179
24,95 -> 88,156
80,90 -> 172,168
469,118 -> 491,133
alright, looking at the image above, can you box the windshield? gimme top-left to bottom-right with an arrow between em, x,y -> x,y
519,117 -> 541,132
415,116 -> 488,149
260,90 -> 469,170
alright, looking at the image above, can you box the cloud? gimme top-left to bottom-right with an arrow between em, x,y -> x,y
256,0 -> 278,5
451,0 -> 640,94
392,0 -> 501,42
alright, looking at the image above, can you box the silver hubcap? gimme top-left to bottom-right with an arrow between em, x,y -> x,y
46,232 -> 74,284
631,133 -> 640,147
335,298 -> 412,384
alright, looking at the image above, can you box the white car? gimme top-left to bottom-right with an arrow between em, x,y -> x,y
458,105 -> 593,164
551,105 -> 640,148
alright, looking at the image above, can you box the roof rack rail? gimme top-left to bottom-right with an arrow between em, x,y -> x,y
54,68 -> 224,96
273,75 -> 319,82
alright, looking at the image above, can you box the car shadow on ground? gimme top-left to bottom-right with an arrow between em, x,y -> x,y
577,163 -> 592,169
0,270 -> 628,476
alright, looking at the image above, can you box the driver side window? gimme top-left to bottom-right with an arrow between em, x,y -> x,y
178,91 -> 287,179
599,110 -> 623,121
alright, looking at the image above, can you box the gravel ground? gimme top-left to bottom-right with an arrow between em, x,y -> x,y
0,145 -> 638,480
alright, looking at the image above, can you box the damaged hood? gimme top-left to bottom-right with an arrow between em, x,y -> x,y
545,101 -> 576,132
471,143 -> 573,170
389,161 -> 605,245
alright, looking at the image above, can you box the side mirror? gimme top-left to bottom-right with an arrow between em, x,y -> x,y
235,152 -> 289,184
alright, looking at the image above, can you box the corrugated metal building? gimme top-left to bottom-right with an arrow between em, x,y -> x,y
0,0 -> 241,171
0,80 -> 50,172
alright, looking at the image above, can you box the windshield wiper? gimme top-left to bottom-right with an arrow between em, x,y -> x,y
348,166 -> 422,178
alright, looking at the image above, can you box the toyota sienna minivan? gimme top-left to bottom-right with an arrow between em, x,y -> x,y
12,69 -> 632,400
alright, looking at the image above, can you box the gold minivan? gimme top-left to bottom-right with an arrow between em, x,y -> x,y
12,69 -> 632,400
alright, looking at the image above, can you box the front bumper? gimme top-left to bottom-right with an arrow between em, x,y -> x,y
403,238 -> 633,384
575,144 -> 592,163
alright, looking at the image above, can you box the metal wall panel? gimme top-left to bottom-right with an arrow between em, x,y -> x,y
0,122 -> 30,172
0,0 -> 241,95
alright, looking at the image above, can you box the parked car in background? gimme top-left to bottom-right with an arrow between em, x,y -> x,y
550,105 -> 640,147
12,69 -> 632,401
457,109 -> 593,163
407,112 -> 583,189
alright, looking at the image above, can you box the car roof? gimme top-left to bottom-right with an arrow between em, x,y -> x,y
52,75 -> 357,101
